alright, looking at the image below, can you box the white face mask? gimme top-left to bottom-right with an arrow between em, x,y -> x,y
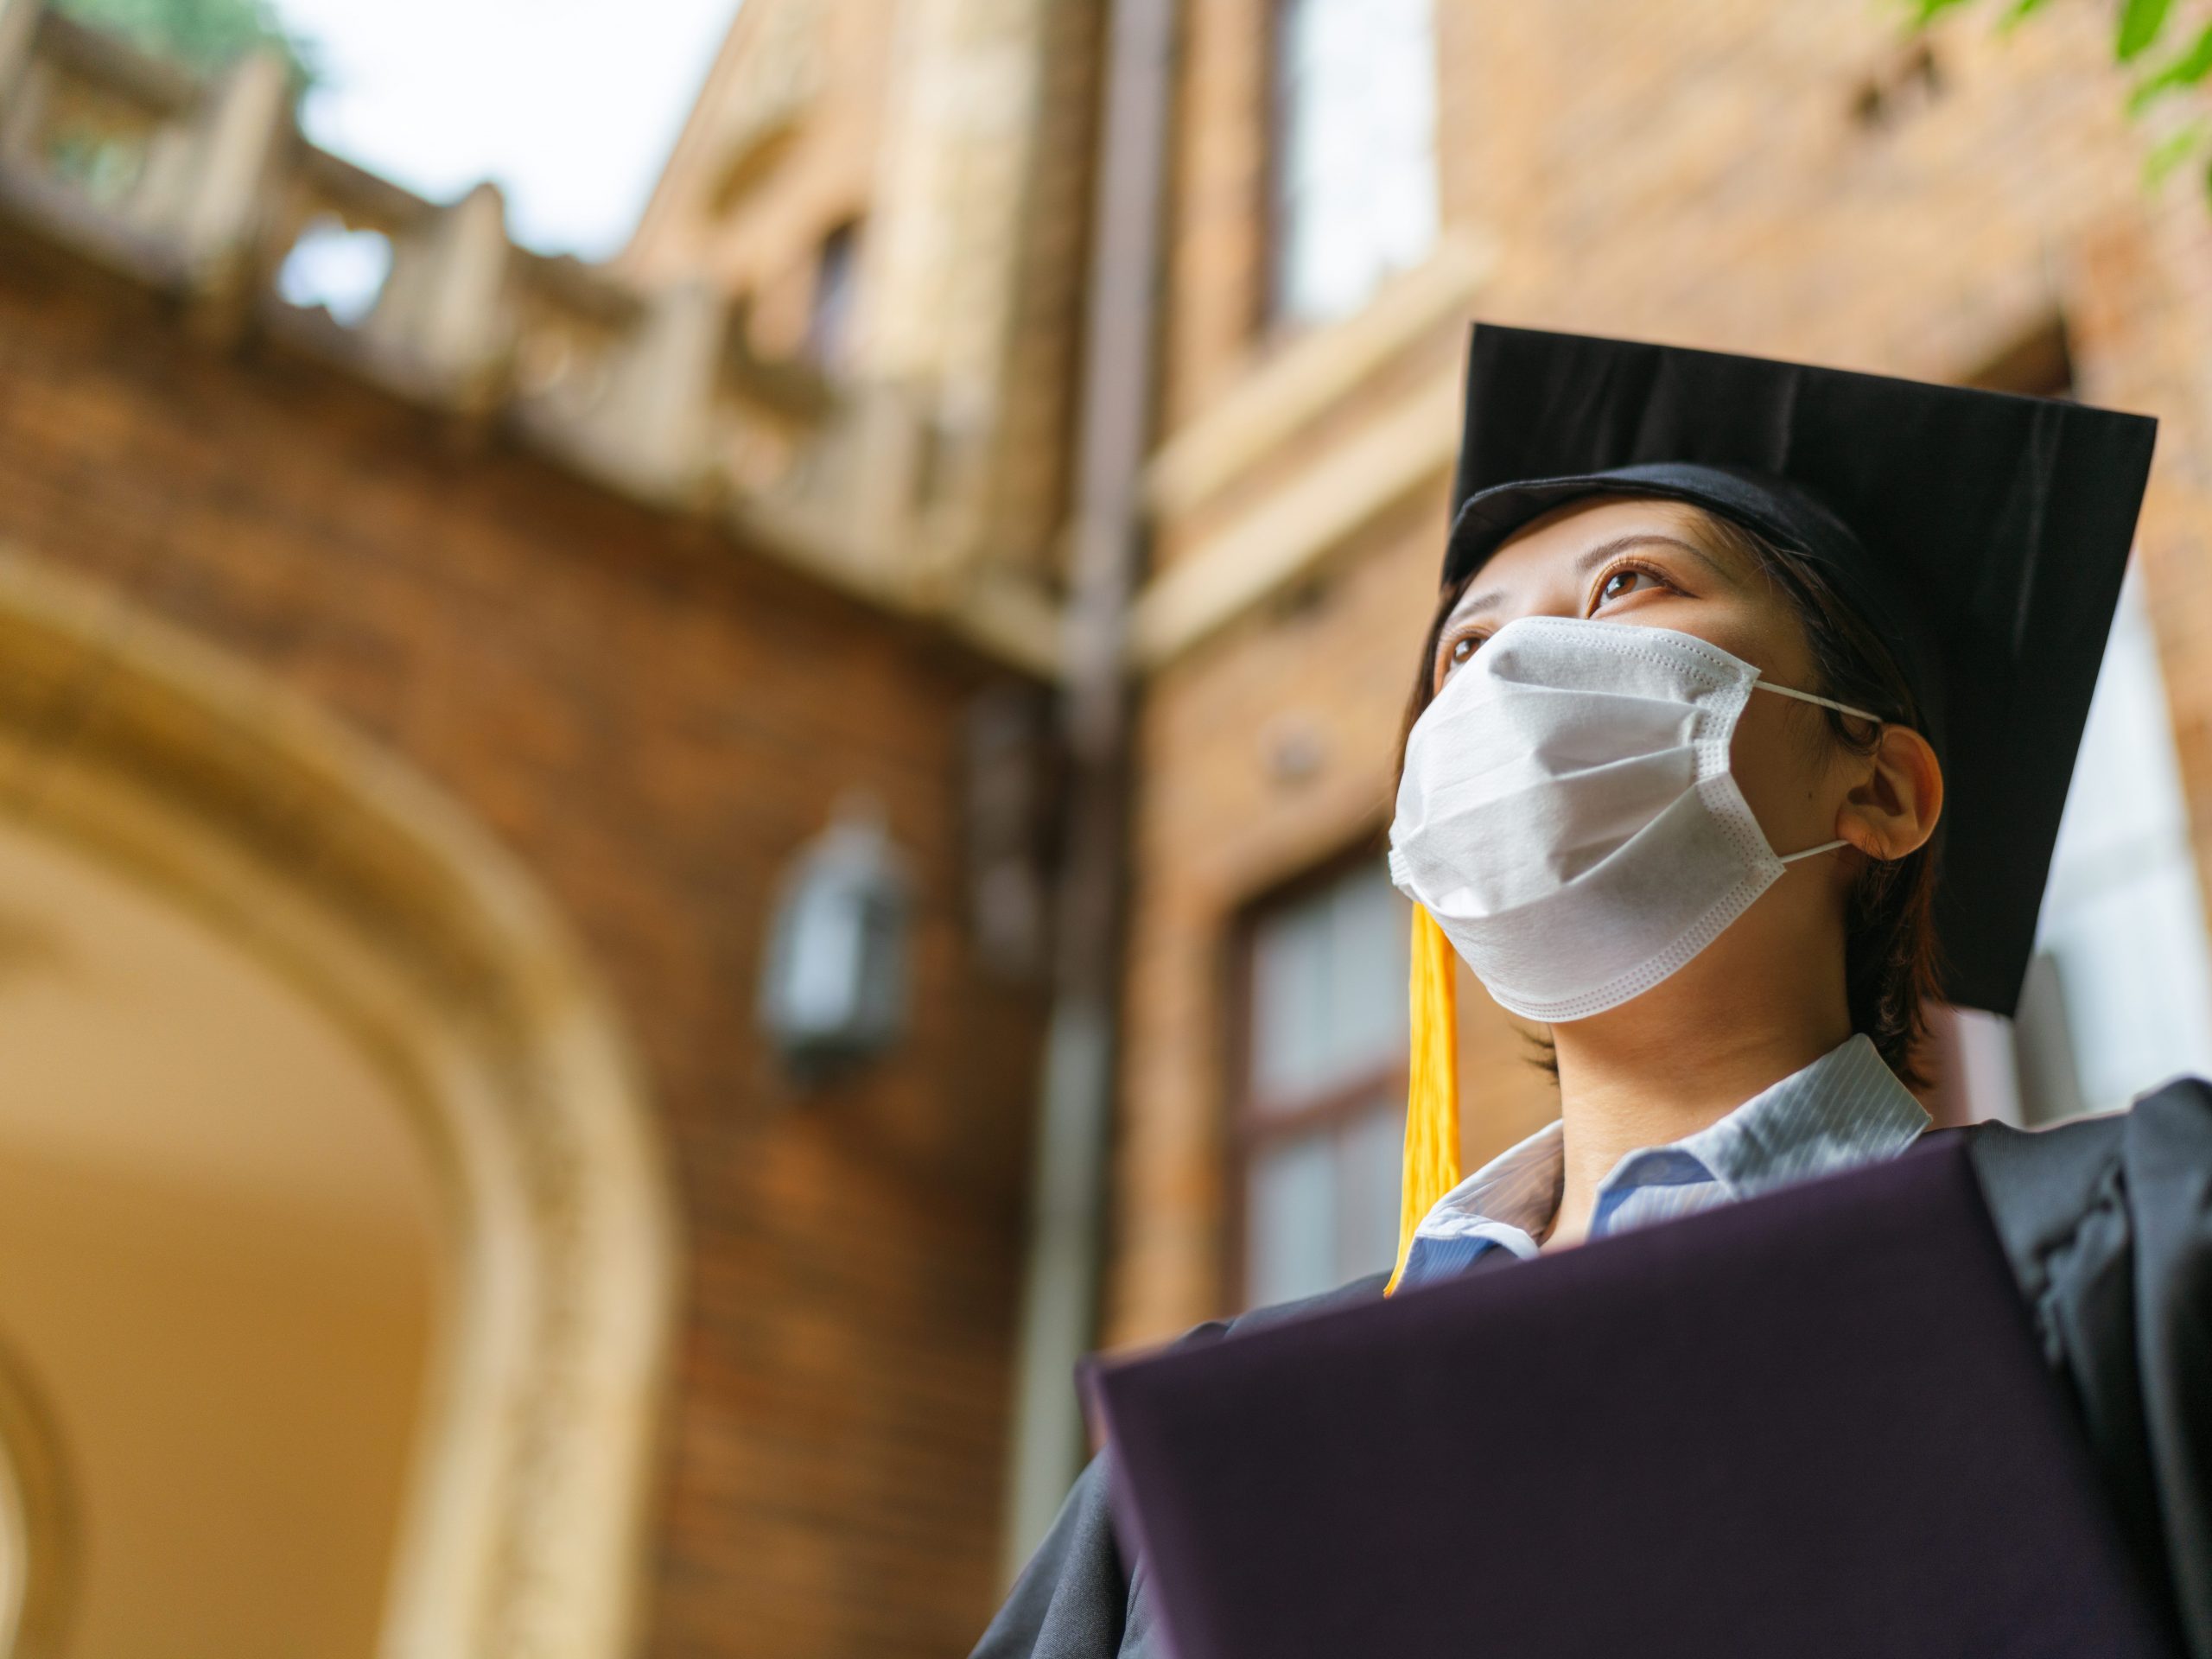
1387,615 -> 1879,1022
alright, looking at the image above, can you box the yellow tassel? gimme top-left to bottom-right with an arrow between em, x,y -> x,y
1386,905 -> 1462,1295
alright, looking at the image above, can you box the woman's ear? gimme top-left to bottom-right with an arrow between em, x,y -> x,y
1836,725 -> 1943,861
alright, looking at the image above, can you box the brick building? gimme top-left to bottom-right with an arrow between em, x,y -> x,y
0,2 -> 1088,1656
1107,0 -> 2212,1357
4,1 -> 2212,1656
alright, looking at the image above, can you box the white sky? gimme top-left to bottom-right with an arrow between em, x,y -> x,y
271,0 -> 741,260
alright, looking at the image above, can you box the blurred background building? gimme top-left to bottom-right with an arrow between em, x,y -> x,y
3,0 -> 2212,1656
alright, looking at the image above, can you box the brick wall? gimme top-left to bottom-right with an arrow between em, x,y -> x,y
1112,0 -> 2212,1344
0,223 -> 1046,1658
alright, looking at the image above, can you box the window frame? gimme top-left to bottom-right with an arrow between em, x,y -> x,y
1223,844 -> 1409,1309
1255,0 -> 1295,340
807,216 -> 862,370
1257,0 -> 1440,338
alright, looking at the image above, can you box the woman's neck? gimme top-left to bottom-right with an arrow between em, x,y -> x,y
1541,899 -> 1854,1249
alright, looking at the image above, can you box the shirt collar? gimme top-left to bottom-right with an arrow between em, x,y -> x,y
1637,1030 -> 1930,1200
1409,1032 -> 1929,1253
1408,1118 -> 1566,1255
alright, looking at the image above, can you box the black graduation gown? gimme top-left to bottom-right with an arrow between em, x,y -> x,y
970,1079 -> 2212,1659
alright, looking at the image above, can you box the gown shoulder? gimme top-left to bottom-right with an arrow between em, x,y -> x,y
976,1090 -> 2212,1658
969,1273 -> 1387,1659
1958,1078 -> 2212,1657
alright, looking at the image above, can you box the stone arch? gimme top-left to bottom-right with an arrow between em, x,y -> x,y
0,1334 -> 73,1659
0,545 -> 679,1659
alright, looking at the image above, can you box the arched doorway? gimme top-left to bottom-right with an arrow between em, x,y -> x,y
0,809 -> 438,1656
0,546 -> 678,1659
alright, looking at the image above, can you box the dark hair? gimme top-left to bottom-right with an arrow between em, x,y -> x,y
1395,504 -> 1943,1084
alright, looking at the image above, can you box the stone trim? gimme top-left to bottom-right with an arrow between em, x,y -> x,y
0,545 -> 680,1659
1130,366 -> 1463,669
0,1333 -> 73,1659
1141,232 -> 1492,524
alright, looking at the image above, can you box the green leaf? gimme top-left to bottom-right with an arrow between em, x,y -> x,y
1906,0 -> 1974,26
2117,0 -> 2174,62
2145,117 -> 2209,184
2130,23 -> 2212,115
1998,0 -> 2055,32
49,0 -> 315,82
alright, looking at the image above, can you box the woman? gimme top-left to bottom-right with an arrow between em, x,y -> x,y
975,325 -> 2212,1658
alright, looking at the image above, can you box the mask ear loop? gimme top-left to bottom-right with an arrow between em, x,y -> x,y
1779,839 -> 1849,863
1753,678 -> 1887,864
1752,678 -> 1884,724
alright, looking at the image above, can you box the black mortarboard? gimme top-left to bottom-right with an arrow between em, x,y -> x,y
1440,322 -> 2158,1015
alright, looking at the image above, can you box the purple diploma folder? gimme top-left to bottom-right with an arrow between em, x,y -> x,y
1088,1139 -> 2175,1658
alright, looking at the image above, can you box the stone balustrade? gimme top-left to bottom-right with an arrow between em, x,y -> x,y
0,0 -> 1054,673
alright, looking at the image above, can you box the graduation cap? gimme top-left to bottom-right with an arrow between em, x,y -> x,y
1388,323 -> 2158,1292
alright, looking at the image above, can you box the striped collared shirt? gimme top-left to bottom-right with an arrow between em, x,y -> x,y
1395,1033 -> 1930,1290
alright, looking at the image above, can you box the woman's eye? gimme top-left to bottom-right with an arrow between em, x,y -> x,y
1444,635 -> 1480,674
1595,567 -> 1662,607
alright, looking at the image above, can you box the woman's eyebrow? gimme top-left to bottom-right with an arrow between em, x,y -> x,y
1449,531 -> 1739,622
1571,532 -> 1739,584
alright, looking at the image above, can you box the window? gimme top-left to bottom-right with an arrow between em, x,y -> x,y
1939,570 -> 2212,1124
1932,329 -> 2212,1127
1270,0 -> 1439,328
808,219 -> 861,371
1237,855 -> 1408,1308
2017,572 -> 2212,1120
